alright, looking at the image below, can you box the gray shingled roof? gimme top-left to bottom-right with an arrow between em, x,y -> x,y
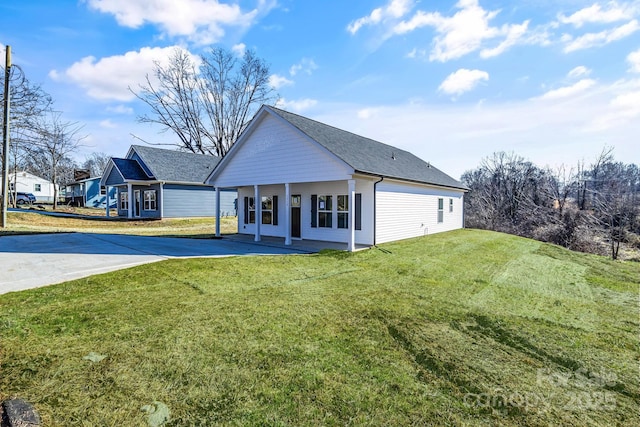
112,158 -> 151,181
267,106 -> 466,190
132,145 -> 221,183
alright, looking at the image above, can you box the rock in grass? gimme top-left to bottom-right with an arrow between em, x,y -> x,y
141,401 -> 170,427
1,398 -> 41,426
82,352 -> 107,363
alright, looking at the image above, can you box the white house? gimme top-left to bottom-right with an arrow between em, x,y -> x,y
206,105 -> 468,251
0,171 -> 58,202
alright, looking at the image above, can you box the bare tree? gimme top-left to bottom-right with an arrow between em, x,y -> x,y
24,111 -> 85,209
132,47 -> 276,157
1,65 -> 53,131
1,65 -> 53,207
461,152 -> 555,234
82,152 -> 111,177
586,150 -> 639,259
198,48 -> 274,156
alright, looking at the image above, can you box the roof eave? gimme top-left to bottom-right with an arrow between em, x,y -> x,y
354,169 -> 469,192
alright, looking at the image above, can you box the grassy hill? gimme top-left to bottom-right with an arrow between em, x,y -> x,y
1,229 -> 638,426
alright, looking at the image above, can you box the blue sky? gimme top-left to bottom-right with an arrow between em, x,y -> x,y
1,0 -> 639,178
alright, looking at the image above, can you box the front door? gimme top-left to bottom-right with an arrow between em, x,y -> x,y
134,190 -> 141,217
291,194 -> 301,238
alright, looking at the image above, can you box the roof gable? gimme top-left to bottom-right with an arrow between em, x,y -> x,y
266,106 -> 466,190
112,158 -> 151,181
209,112 -> 353,187
131,145 -> 220,183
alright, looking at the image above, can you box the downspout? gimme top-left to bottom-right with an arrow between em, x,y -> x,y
373,176 -> 384,246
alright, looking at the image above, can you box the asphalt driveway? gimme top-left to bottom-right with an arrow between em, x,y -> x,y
0,233 -> 304,295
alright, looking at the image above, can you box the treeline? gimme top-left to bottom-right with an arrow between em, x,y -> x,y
461,149 -> 639,260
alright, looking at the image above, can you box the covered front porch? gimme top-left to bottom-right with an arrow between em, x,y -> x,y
213,178 -> 374,252
106,182 -> 162,219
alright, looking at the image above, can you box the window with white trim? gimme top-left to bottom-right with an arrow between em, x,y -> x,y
261,196 -> 272,224
437,198 -> 444,223
34,184 -> 41,192
449,198 -> 454,213
120,191 -> 128,210
337,195 -> 349,229
318,195 -> 332,228
248,197 -> 256,223
144,190 -> 157,210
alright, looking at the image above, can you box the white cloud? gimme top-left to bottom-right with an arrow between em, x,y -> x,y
628,48 -> 640,72
563,19 -> 640,52
106,105 -> 134,114
393,0 -> 530,62
405,47 -> 427,59
268,74 -> 293,89
558,1 -> 637,28
357,107 -> 382,119
347,0 -> 413,34
99,119 -> 118,128
591,81 -> 640,129
49,46 -> 196,101
611,89 -> 640,110
275,98 -> 317,112
438,69 -> 489,96
231,43 -> 246,57
536,79 -> 596,100
86,0 -> 272,45
567,65 -> 591,79
289,58 -> 318,76
480,21 -> 529,58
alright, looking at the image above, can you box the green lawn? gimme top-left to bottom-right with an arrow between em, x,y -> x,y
1,229 -> 638,426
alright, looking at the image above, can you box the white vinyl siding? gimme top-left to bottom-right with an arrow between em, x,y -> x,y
376,180 -> 464,244
162,185 -> 215,218
212,114 -> 353,188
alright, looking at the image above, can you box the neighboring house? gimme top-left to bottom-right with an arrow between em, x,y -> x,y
0,171 -> 58,203
100,145 -> 236,219
65,177 -> 117,208
206,105 -> 468,251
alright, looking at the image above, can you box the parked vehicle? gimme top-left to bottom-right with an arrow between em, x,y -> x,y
12,192 -> 37,205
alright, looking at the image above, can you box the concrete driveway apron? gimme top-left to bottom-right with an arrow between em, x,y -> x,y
0,233 -> 303,295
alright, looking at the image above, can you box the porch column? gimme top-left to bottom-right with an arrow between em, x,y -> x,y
285,183 -> 291,245
215,187 -> 221,237
159,183 -> 165,218
127,183 -> 133,219
348,179 -> 356,252
105,186 -> 110,218
254,185 -> 261,242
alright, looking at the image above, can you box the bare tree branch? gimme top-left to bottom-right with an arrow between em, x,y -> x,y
130,46 -> 277,157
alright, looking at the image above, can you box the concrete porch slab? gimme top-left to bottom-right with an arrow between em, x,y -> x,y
222,233 -> 371,253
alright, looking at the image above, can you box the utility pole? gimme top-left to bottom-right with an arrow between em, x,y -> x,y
1,45 -> 10,228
